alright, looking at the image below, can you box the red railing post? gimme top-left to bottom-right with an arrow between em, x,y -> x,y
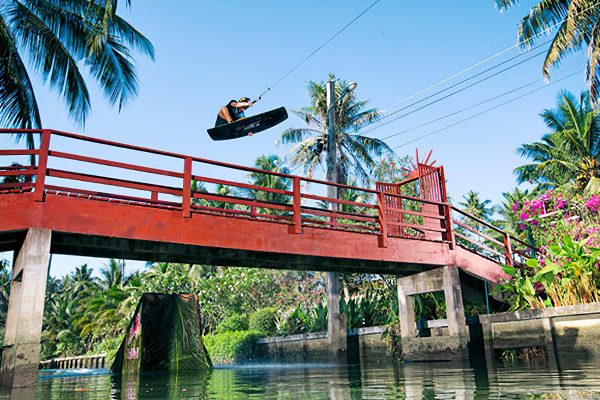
251,200 -> 257,218
377,190 -> 388,248
34,130 -> 51,202
150,191 -> 158,201
503,232 -> 513,266
292,177 -> 302,234
444,204 -> 455,250
182,157 -> 192,218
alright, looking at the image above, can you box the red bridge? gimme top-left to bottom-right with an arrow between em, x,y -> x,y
0,129 -> 535,387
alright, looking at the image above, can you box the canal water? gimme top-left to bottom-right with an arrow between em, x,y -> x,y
3,358 -> 600,399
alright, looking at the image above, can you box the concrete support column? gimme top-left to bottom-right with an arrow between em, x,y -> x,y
443,266 -> 468,338
397,280 -> 416,339
396,266 -> 469,361
0,228 -> 51,389
481,320 -> 496,371
327,272 -> 347,361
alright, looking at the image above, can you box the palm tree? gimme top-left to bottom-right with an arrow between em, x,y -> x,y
460,191 -> 493,222
68,264 -> 95,295
0,0 -> 154,151
456,190 -> 495,253
241,155 -> 292,214
278,74 -> 396,186
99,259 -> 125,289
496,0 -> 600,102
496,187 -> 531,234
515,90 -> 600,192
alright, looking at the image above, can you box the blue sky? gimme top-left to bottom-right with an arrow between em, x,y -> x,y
1,1 -> 589,277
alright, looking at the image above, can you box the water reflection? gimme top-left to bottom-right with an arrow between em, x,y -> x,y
1,357 -> 600,399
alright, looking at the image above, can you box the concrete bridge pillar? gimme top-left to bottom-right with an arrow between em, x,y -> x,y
0,228 -> 51,389
326,272 -> 347,361
397,266 -> 469,361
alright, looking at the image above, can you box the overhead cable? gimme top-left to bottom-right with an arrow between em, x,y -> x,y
391,69 -> 583,149
357,46 -> 549,135
379,62 -> 586,141
380,1 -> 600,112
255,0 -> 382,100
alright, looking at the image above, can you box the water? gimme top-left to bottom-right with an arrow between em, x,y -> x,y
3,358 -> 600,399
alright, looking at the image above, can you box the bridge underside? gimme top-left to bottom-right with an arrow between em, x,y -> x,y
0,230 -> 438,275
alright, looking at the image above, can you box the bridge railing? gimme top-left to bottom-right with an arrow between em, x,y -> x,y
451,206 -> 538,266
0,129 -> 528,255
39,354 -> 106,370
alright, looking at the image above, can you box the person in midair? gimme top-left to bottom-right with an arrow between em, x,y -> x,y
215,97 -> 253,127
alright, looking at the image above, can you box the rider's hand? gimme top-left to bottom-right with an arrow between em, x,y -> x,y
248,132 -> 254,137
247,101 -> 253,107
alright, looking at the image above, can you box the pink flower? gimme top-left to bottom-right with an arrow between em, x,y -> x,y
585,195 -> 600,212
531,200 -> 544,211
520,212 -> 530,221
533,281 -> 545,293
555,199 -> 567,210
519,223 -> 526,231
511,201 -> 520,212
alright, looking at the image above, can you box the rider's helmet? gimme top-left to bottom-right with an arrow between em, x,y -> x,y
239,97 -> 251,103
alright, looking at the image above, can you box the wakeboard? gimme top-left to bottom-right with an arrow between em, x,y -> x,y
208,107 -> 288,141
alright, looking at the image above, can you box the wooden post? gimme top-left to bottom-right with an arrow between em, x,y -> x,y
503,233 -> 513,266
377,190 -> 388,248
292,177 -> 302,234
445,204 -> 455,250
182,157 -> 192,218
34,130 -> 51,202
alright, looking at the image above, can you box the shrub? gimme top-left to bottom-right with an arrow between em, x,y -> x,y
203,330 -> 265,365
214,313 -> 248,334
248,308 -> 278,335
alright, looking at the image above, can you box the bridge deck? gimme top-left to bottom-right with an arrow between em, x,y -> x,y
0,128 -> 536,282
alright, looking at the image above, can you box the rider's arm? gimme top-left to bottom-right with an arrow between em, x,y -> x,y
231,101 -> 253,109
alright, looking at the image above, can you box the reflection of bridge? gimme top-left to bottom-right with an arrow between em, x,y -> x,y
0,129 -> 536,388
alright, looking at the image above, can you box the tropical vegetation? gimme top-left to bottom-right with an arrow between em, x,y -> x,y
278,73 -> 395,186
0,0 -> 154,151
515,91 -> 600,193
496,0 -> 600,102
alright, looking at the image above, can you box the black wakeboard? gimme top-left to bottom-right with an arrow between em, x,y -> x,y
207,107 -> 288,141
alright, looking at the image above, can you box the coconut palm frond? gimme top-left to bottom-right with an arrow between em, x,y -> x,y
9,1 -> 91,125
515,91 -> 599,189
86,35 -> 139,110
507,0 -> 600,101
278,75 -> 397,187
0,13 -> 40,152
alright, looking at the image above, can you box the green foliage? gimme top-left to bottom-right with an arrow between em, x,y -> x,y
203,331 -> 265,365
215,313 -> 248,334
0,0 -> 154,153
278,73 -> 396,186
413,292 -> 446,322
248,308 -> 278,335
276,303 -> 327,336
497,235 -> 600,310
87,335 -> 123,363
495,1 -> 600,102
515,91 -> 600,192
341,288 -> 395,329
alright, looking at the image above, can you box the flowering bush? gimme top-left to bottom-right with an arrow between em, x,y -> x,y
498,191 -> 600,310
498,235 -> 600,310
512,190 -> 600,248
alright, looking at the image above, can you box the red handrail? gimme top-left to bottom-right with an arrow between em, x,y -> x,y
0,128 -> 532,262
